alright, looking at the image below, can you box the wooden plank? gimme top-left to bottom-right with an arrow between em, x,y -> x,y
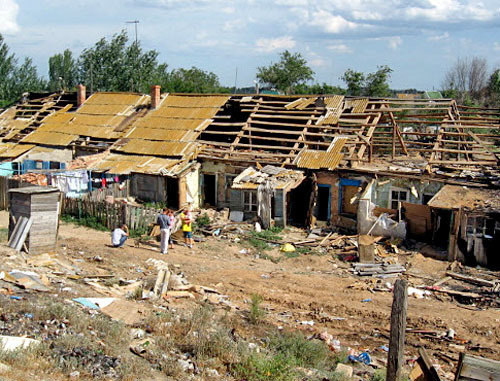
387,279 -> 408,381
15,217 -> 33,252
445,271 -> 496,288
455,353 -> 500,381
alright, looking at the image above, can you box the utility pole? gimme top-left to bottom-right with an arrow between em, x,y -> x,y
233,67 -> 238,94
126,20 -> 139,45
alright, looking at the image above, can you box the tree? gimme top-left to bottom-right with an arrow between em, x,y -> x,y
487,69 -> 500,106
341,66 -> 393,97
48,49 -> 78,91
442,57 -> 488,102
13,57 -> 46,96
77,30 -> 168,93
294,82 -> 345,95
0,34 -> 17,106
256,51 -> 314,95
364,65 -> 393,97
341,69 -> 365,96
164,67 -> 228,93
0,34 -> 46,107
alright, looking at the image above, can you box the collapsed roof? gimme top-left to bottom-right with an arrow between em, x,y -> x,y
0,91 -> 498,182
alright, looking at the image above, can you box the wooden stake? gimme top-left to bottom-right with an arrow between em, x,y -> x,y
387,278 -> 408,381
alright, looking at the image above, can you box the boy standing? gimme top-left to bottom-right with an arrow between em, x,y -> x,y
157,208 -> 171,254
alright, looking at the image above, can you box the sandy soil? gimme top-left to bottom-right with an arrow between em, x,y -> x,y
1,211 -> 499,377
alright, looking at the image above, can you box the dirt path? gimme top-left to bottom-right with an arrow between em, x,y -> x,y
3,212 -> 498,377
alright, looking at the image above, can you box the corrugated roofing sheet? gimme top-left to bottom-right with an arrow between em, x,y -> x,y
153,107 -> 220,119
161,95 -> 229,108
294,137 -> 348,170
133,118 -> 203,130
21,131 -> 78,146
83,93 -> 148,106
0,143 -> 35,158
77,104 -> 136,115
126,128 -> 197,141
89,153 -> 185,175
117,139 -> 194,157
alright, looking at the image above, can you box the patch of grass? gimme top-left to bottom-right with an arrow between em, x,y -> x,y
195,212 -> 211,227
268,331 -> 332,370
232,351 -> 297,381
61,214 -> 108,231
259,253 -> 282,263
0,227 -> 8,243
371,368 -> 387,381
249,294 -> 265,324
247,227 -> 283,252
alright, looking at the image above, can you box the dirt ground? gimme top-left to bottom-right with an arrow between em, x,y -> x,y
1,211 -> 499,379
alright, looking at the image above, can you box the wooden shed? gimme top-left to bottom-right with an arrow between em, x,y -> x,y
9,186 -> 61,255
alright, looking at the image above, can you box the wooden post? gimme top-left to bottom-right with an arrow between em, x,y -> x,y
387,278 -> 408,381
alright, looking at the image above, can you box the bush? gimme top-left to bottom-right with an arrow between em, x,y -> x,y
249,294 -> 265,324
269,331 -> 332,369
232,351 -> 296,381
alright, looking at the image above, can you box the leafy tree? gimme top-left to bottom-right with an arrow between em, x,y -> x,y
48,49 -> 78,91
487,69 -> 500,105
165,67 -> 229,93
13,57 -> 46,95
341,69 -> 365,96
364,65 -> 393,97
341,66 -> 393,97
0,34 -> 17,106
256,51 -> 314,95
294,82 -> 345,95
0,34 -> 46,107
77,30 -> 168,93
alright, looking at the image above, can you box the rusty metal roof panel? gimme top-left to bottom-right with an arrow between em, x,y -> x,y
83,93 -> 147,106
153,107 -> 220,119
134,117 -> 203,130
70,114 -> 127,127
117,139 -> 194,156
0,143 -> 35,158
126,128 -> 192,141
161,95 -> 229,108
89,153 -> 183,175
295,137 -> 347,170
21,131 -> 78,146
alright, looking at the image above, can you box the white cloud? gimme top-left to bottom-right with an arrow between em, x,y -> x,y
327,43 -> 353,54
223,19 -> 245,32
255,35 -> 295,52
309,9 -> 360,34
494,42 -> 500,51
388,36 -> 402,50
221,6 -> 236,14
0,0 -> 19,34
428,32 -> 449,41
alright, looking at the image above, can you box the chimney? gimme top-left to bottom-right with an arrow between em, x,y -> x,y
151,85 -> 161,109
77,84 -> 86,107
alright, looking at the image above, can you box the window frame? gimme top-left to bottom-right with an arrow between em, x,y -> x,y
243,190 -> 257,212
389,187 -> 409,209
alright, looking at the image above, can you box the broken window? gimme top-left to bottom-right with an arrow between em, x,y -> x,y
390,187 -> 408,209
243,190 -> 257,212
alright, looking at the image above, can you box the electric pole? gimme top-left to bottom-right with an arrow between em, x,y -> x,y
126,20 -> 139,45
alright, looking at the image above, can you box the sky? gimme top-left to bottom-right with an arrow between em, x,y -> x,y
1,0 -> 500,90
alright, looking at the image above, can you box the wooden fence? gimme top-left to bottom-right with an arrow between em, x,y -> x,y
62,197 -> 160,232
0,176 -> 37,210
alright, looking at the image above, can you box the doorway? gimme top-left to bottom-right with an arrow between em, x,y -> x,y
203,174 -> 217,207
432,208 -> 452,249
315,184 -> 331,222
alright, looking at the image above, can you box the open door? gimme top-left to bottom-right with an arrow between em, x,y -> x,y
202,174 -> 216,207
315,184 -> 331,222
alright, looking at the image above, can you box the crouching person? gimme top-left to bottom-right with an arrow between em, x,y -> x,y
111,224 -> 129,248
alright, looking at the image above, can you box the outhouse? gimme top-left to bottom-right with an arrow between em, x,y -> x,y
9,186 -> 61,254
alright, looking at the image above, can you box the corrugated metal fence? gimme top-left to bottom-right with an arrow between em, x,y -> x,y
62,197 -> 160,233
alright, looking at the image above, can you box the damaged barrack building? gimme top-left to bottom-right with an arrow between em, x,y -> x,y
0,85 -> 499,268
